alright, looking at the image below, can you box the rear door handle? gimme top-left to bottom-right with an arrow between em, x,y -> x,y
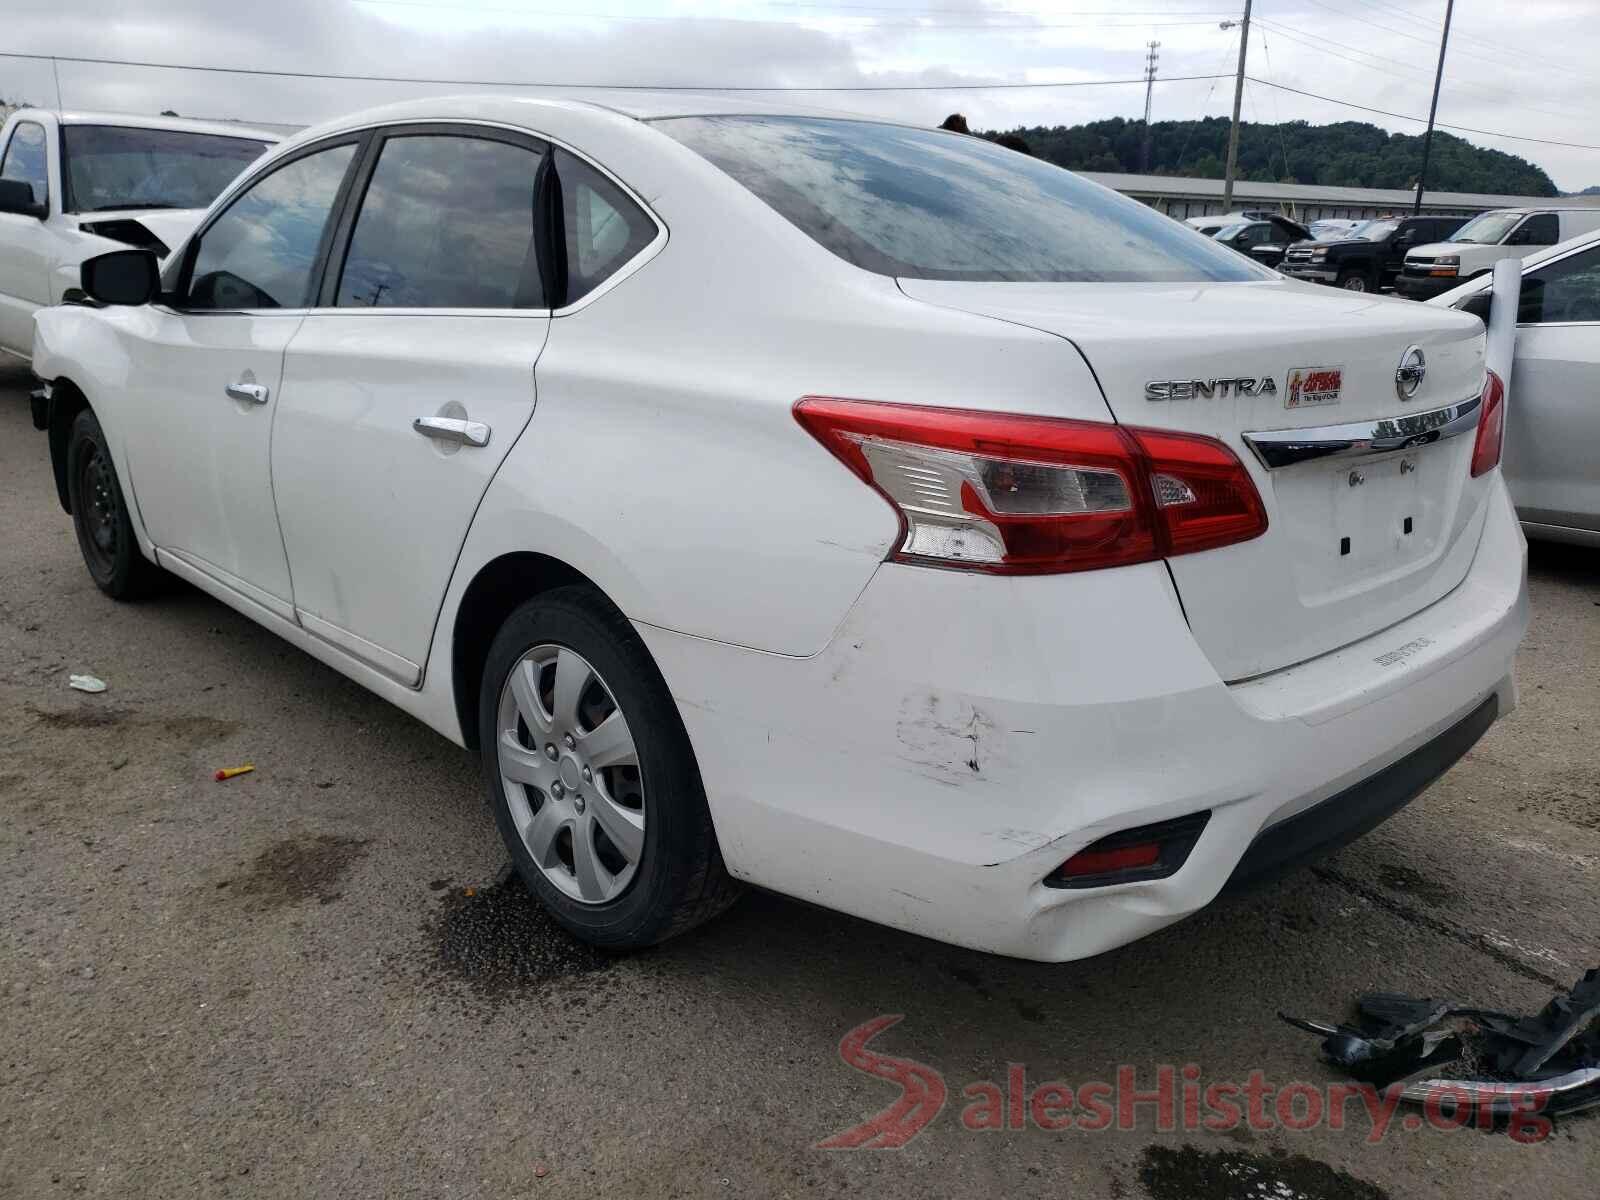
413,416 -> 491,448
225,381 -> 270,405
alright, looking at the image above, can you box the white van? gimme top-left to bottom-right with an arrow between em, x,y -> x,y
1396,207 -> 1600,300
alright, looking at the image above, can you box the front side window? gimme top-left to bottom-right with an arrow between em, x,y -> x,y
1509,213 -> 1559,246
0,121 -> 50,209
551,148 -> 656,305
337,135 -> 546,308
656,115 -> 1262,283
1519,245 -> 1600,324
186,143 -> 355,310
62,126 -> 269,214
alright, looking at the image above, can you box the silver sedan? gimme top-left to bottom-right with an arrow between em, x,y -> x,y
1433,229 -> 1600,547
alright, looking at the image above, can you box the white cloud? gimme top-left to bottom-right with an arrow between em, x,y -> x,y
2,0 -> 1594,190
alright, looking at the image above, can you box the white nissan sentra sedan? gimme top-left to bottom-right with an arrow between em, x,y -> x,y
31,94 -> 1527,961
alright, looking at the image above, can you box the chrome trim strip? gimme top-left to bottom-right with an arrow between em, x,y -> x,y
1242,393 -> 1482,470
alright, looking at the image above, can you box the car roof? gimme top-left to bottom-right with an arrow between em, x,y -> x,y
13,107 -> 283,143
272,91 -> 915,152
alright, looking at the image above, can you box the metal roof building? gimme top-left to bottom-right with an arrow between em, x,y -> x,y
1079,171 -> 1599,222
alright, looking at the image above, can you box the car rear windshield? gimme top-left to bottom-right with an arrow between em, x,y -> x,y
654,115 -> 1263,283
63,125 -> 271,213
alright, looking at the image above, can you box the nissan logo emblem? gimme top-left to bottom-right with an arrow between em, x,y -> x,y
1395,346 -> 1426,401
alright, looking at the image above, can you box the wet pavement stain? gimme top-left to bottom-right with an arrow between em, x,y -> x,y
25,704 -> 243,741
420,872 -> 615,1005
1140,1145 -> 1392,1200
1374,862 -> 1457,907
222,834 -> 370,910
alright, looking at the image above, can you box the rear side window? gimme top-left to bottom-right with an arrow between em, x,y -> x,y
186,143 -> 355,310
1,121 -> 50,208
655,115 -> 1262,283
1519,245 -> 1600,324
551,148 -> 656,305
337,135 -> 546,308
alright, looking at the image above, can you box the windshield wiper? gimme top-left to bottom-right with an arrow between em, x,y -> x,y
88,201 -> 185,211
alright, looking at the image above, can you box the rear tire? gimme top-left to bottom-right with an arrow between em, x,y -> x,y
65,409 -> 163,600
1336,269 -> 1371,293
477,585 -> 741,949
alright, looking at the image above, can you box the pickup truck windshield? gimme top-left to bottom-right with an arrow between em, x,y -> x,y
1350,220 -> 1398,241
63,125 -> 270,214
1448,213 -> 1520,245
655,115 -> 1262,283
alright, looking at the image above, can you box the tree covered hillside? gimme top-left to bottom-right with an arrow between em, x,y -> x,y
986,117 -> 1557,197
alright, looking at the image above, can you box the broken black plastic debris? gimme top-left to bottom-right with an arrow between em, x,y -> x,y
1281,968 -> 1600,1116
1278,995 -> 1460,1083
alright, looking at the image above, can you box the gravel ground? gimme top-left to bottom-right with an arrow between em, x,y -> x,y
2,363 -> 1596,1199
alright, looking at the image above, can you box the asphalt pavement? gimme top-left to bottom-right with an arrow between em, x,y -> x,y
2,363 -> 1596,1198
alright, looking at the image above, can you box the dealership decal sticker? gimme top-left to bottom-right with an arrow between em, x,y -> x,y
1285,366 -> 1344,408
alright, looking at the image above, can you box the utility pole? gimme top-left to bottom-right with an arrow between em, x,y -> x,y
1221,0 -> 1252,213
1413,0 -> 1455,214
1140,41 -> 1160,173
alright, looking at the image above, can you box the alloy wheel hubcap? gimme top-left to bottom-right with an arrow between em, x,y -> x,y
496,644 -> 645,905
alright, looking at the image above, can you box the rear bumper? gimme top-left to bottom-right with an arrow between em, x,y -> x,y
1224,693 -> 1497,893
639,477 -> 1529,961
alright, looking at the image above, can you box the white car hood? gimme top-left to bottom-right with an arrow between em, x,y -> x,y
75,207 -> 206,259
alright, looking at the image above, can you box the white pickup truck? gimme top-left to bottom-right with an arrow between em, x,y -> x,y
0,108 -> 278,363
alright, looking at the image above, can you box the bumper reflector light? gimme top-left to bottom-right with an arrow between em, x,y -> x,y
1044,811 -> 1212,889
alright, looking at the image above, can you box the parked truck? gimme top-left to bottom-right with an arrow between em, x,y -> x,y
1278,214 -> 1465,293
1395,207 -> 1600,300
0,108 -> 277,362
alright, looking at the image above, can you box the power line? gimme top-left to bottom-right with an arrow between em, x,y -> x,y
1253,16 -> 1578,125
0,50 -> 1232,93
1290,0 -> 1597,83
1246,76 -> 1600,152
349,0 -> 1231,30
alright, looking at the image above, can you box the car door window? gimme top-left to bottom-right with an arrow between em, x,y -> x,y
1,121 -> 50,208
335,134 -> 546,308
185,143 -> 356,310
1509,213 -> 1559,246
552,148 -> 655,304
1519,245 -> 1600,324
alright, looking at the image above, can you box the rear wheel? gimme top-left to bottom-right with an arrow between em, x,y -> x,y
1336,269 -> 1371,293
65,409 -> 163,600
477,586 -> 740,949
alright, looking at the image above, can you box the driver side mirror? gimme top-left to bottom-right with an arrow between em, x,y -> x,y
81,249 -> 162,306
0,178 -> 46,219
1455,291 -> 1492,324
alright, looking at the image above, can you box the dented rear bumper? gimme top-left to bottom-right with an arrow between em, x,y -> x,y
637,476 -> 1529,961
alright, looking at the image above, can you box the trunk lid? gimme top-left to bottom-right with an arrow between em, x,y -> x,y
898,278 -> 1493,679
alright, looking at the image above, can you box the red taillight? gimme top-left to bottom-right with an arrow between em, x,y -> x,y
793,397 -> 1267,575
1470,369 -> 1505,478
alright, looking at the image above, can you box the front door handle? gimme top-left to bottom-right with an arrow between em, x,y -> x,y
225,381 -> 270,405
413,416 -> 491,448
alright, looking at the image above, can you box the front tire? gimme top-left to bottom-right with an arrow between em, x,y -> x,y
1336,269 -> 1371,293
477,586 -> 740,949
65,409 -> 163,600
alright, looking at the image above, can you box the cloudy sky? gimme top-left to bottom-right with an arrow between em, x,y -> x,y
3,0 -> 1595,191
